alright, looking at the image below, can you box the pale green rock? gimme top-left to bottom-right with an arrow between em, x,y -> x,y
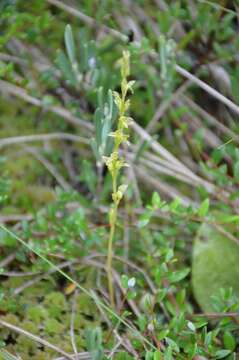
192,224 -> 239,312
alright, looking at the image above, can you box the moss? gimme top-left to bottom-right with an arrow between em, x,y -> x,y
23,281 -> 55,299
0,98 -> 64,214
75,292 -> 97,315
27,305 -> 48,324
2,277 -> 24,289
0,314 -> 19,340
0,285 -> 101,357
0,297 -> 19,314
31,350 -> 51,360
44,318 -> 65,335
1,155 -> 55,213
192,224 -> 239,312
43,292 -> 67,318
0,278 -> 110,357
21,320 -> 38,334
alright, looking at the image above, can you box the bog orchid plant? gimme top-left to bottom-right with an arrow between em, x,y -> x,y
103,51 -> 135,306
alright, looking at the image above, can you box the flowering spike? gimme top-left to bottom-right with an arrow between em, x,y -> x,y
105,51 -> 134,307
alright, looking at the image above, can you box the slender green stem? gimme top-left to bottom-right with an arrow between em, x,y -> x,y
107,169 -> 118,306
107,209 -> 116,307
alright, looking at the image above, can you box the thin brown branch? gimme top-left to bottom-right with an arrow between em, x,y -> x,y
0,80 -> 93,131
182,95 -> 239,143
47,0 -> 128,42
0,133 -> 90,148
13,260 -> 76,295
135,165 -> 193,206
0,214 -> 33,223
175,64 -> 239,116
0,253 -> 16,268
131,121 -> 215,194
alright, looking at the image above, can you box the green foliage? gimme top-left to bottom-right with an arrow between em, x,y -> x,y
192,224 -> 239,312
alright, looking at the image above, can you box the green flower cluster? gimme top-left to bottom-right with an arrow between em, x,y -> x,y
103,51 -> 134,214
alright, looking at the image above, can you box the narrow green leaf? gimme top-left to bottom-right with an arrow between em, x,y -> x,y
223,331 -> 236,351
234,161 -> 239,181
198,198 -> 210,217
0,350 -> 19,360
153,350 -> 163,360
187,321 -> 196,332
138,213 -> 151,228
152,191 -> 161,208
56,49 -> 76,86
168,268 -> 190,283
219,214 -> 239,224
215,349 -> 231,359
64,24 -> 75,64
121,274 -> 129,289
